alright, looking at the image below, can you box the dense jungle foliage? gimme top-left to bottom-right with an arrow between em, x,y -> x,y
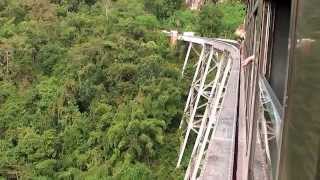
0,0 -> 244,179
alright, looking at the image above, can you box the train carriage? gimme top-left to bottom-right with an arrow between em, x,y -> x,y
241,0 -> 320,180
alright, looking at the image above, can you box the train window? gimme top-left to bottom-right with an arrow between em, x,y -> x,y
258,0 -> 292,179
267,0 -> 292,105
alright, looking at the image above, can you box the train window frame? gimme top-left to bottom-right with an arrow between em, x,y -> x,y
257,0 -> 292,179
266,0 -> 292,105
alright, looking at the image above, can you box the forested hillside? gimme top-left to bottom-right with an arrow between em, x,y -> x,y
0,0 -> 244,179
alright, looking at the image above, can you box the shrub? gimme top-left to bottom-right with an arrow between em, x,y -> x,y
198,3 -> 224,37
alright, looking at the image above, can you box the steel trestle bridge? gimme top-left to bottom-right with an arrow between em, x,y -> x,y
171,33 -> 278,180
175,35 -> 240,180
172,0 -> 320,179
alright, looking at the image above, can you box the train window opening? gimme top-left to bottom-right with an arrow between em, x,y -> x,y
257,0 -> 293,179
267,0 -> 292,105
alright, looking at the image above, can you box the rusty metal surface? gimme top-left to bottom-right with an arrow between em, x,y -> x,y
236,68 -> 248,180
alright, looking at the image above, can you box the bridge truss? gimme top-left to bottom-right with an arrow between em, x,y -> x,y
173,34 -> 240,180
171,33 -> 282,180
